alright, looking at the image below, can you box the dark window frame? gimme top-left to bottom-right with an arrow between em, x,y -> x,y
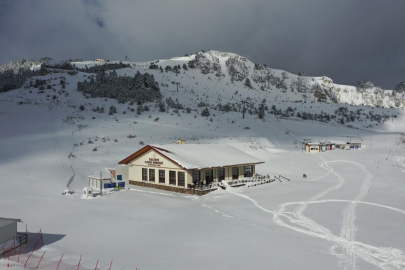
149,169 -> 155,182
244,165 -> 253,177
159,170 -> 165,184
142,168 -> 148,181
205,170 -> 213,184
218,168 -> 225,181
232,167 -> 239,180
169,171 -> 176,185
193,171 -> 200,184
178,172 -> 185,187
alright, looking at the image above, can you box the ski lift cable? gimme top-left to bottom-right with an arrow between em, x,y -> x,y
265,115 -> 300,141
265,113 -> 301,140
267,115 -> 305,141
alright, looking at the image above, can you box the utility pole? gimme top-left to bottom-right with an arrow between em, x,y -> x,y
176,82 -> 180,92
241,100 -> 247,119
100,171 -> 102,196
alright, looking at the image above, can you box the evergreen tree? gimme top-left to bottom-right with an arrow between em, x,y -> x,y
201,107 -> 210,117
244,78 -> 252,89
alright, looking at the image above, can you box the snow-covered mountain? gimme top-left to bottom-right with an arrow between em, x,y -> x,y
1,50 -> 404,110
1,51 -> 405,270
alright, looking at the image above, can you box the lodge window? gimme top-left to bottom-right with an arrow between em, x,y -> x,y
193,171 -> 200,184
178,172 -> 185,187
159,170 -> 165,184
142,168 -> 148,181
218,168 -> 225,181
232,167 -> 239,180
169,171 -> 176,185
205,170 -> 213,184
149,169 -> 155,182
244,165 -> 253,177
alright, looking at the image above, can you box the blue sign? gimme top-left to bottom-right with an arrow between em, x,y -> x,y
118,182 -> 125,187
117,175 -> 122,181
104,183 -> 117,189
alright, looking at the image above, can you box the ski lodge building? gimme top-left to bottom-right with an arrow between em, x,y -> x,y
114,142 -> 264,194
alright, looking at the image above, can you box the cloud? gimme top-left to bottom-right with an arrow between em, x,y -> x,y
0,0 -> 404,88
82,0 -> 105,28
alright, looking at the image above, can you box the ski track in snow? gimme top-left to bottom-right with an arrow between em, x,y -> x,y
222,157 -> 405,270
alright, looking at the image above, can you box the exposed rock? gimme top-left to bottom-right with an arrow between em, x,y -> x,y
226,55 -> 249,82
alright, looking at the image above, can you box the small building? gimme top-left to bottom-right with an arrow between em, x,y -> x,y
335,142 -> 351,150
88,176 -> 113,190
94,59 -> 107,63
305,143 -> 321,153
350,142 -> 361,149
0,218 -> 21,244
115,143 -> 264,194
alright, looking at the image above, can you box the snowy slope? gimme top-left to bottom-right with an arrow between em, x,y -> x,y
0,51 -> 405,270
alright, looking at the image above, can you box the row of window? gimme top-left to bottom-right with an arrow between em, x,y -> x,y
192,166 -> 253,183
142,168 -> 185,187
141,166 -> 253,187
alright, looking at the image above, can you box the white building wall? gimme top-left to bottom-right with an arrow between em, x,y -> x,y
0,223 -> 17,244
127,149 -> 189,188
115,166 -> 129,186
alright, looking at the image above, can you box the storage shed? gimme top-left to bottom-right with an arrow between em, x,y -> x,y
0,218 -> 21,244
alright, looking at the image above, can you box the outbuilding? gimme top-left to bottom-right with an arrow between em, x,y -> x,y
0,218 -> 21,244
115,143 -> 264,194
350,142 -> 361,149
305,143 -> 321,153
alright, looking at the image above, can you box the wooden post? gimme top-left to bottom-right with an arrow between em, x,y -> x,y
56,254 -> 64,270
77,255 -> 82,270
36,251 -> 46,269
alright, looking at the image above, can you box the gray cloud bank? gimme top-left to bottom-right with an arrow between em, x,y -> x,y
0,0 -> 404,89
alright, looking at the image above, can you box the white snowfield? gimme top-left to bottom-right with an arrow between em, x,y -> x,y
0,52 -> 405,269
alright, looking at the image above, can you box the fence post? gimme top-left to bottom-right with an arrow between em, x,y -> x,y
109,260 -> 113,270
95,259 -> 99,270
77,255 -> 82,270
24,247 -> 36,269
8,241 -> 15,260
36,251 -> 46,269
56,254 -> 64,270
17,245 -> 22,262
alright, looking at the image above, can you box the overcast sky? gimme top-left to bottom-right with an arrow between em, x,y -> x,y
0,0 -> 404,89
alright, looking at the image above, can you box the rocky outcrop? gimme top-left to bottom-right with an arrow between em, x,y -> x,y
187,52 -> 222,77
226,55 -> 249,82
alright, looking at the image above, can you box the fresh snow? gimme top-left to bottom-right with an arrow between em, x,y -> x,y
0,51 -> 404,270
